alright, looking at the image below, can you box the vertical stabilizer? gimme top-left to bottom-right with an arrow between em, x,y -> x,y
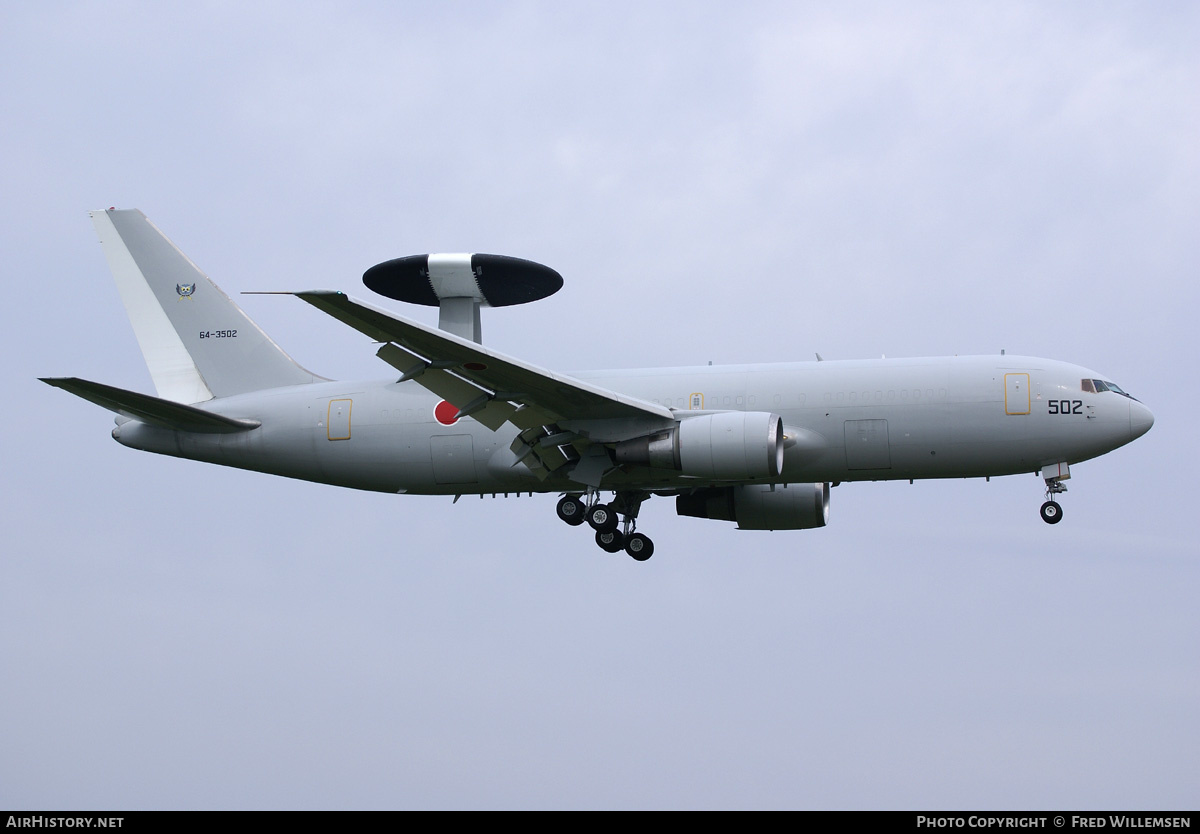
91,209 -> 316,402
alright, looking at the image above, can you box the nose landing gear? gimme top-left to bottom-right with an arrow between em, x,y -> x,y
1040,475 -> 1068,524
557,490 -> 655,560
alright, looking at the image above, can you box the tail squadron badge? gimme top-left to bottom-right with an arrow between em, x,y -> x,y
176,283 -> 196,299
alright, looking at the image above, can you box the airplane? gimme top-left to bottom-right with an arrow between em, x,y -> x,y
42,209 -> 1155,561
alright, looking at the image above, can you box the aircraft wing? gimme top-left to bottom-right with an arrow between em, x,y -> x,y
291,291 -> 675,481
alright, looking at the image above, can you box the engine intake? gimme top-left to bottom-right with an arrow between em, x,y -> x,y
676,483 -> 830,530
615,411 -> 784,480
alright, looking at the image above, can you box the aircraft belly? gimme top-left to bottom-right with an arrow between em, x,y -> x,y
113,419 -> 337,485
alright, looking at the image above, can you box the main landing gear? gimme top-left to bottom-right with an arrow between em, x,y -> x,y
556,491 -> 655,561
1040,476 -> 1067,525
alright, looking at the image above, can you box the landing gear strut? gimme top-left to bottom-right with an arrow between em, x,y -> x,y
1040,476 -> 1067,524
557,490 -> 655,560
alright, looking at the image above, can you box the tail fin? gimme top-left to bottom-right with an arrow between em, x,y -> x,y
91,209 -> 317,403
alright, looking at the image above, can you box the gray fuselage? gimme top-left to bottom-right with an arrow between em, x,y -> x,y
111,354 -> 1152,496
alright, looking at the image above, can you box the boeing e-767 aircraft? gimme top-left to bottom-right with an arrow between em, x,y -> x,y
43,209 -> 1154,560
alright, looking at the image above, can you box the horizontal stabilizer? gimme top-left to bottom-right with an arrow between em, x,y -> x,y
41,377 -> 260,434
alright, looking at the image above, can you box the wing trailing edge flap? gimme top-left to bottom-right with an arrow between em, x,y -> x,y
41,377 -> 260,433
295,290 -> 675,479
507,426 -> 582,480
375,343 -> 523,432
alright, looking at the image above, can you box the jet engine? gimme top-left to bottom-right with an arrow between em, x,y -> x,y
614,411 -> 784,480
676,482 -> 830,530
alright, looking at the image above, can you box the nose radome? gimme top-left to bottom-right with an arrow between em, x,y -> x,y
1130,400 -> 1155,441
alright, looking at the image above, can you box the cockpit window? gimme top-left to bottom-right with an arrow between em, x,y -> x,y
1087,379 -> 1137,401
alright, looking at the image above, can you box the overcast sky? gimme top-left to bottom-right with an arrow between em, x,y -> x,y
1,1 -> 1196,810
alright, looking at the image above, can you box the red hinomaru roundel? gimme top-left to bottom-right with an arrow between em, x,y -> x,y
434,400 -> 460,426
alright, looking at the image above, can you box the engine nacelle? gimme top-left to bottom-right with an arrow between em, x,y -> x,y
676,482 -> 830,530
615,411 -> 784,480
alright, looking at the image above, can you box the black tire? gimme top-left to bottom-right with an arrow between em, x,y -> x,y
1040,500 -> 1063,524
625,533 -> 654,561
595,529 -> 625,553
587,503 -> 619,533
556,495 -> 586,526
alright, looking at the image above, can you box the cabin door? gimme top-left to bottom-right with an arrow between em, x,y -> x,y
430,434 -> 477,484
327,399 -> 352,440
845,419 -> 892,470
1004,373 -> 1030,415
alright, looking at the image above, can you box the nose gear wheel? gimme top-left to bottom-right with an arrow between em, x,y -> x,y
1040,477 -> 1067,524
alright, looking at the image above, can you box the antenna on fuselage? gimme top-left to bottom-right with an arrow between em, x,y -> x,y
362,254 -> 563,344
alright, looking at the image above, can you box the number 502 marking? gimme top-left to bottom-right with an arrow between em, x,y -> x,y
1048,399 -> 1082,415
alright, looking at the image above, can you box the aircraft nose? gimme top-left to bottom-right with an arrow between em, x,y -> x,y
1130,400 -> 1155,441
